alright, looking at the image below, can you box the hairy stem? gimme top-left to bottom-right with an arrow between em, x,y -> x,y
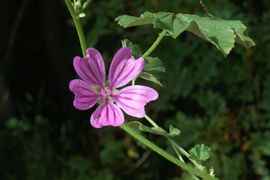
65,0 -> 87,56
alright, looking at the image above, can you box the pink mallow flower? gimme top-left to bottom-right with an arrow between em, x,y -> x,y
69,47 -> 158,128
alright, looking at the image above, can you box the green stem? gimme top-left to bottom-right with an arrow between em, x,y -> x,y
168,139 -> 185,163
65,0 -> 87,56
169,140 -> 200,180
120,124 -> 217,180
169,138 -> 204,170
142,30 -> 166,58
144,114 -> 159,128
131,79 -> 136,86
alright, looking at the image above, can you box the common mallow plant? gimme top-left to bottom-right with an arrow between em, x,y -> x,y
65,0 -> 255,179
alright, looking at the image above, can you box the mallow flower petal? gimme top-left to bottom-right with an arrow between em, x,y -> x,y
108,47 -> 144,89
112,85 -> 158,118
90,101 -> 125,128
73,48 -> 105,88
69,79 -> 100,110
109,47 -> 132,84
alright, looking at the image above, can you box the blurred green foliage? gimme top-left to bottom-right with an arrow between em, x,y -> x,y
1,0 -> 270,179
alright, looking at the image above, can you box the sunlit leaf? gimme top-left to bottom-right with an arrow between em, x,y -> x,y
174,14 -> 255,56
116,11 -> 255,56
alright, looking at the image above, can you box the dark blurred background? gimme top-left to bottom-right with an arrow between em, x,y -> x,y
1,0 -> 270,179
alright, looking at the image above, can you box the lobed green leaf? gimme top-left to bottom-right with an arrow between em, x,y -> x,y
116,11 -> 255,56
189,144 -> 211,162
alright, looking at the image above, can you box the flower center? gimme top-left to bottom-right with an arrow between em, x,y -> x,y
100,87 -> 112,98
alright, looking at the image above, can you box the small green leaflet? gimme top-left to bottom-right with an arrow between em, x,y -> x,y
139,72 -> 163,86
189,144 -> 211,162
141,57 -> 165,86
121,39 -> 143,58
169,125 -> 181,137
144,57 -> 166,73
116,12 -> 255,56
121,39 -> 165,86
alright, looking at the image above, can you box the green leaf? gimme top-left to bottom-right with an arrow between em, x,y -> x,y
144,57 -> 166,73
189,144 -> 211,161
174,14 -> 255,56
115,11 -> 155,28
121,39 -> 143,58
154,12 -> 174,32
116,11 -> 255,56
139,72 -> 163,86
228,21 -> 255,49
169,125 -> 181,137
121,40 -> 166,73
128,121 -> 167,135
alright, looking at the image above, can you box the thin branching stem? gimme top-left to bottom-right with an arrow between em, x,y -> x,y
65,0 -> 87,56
120,124 -> 217,180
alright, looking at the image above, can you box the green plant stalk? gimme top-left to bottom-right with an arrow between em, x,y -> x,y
169,139 -> 185,163
142,30 -> 166,58
169,138 -> 204,170
65,0 -> 87,57
120,124 -> 217,180
144,114 -> 159,128
169,140 -> 200,180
